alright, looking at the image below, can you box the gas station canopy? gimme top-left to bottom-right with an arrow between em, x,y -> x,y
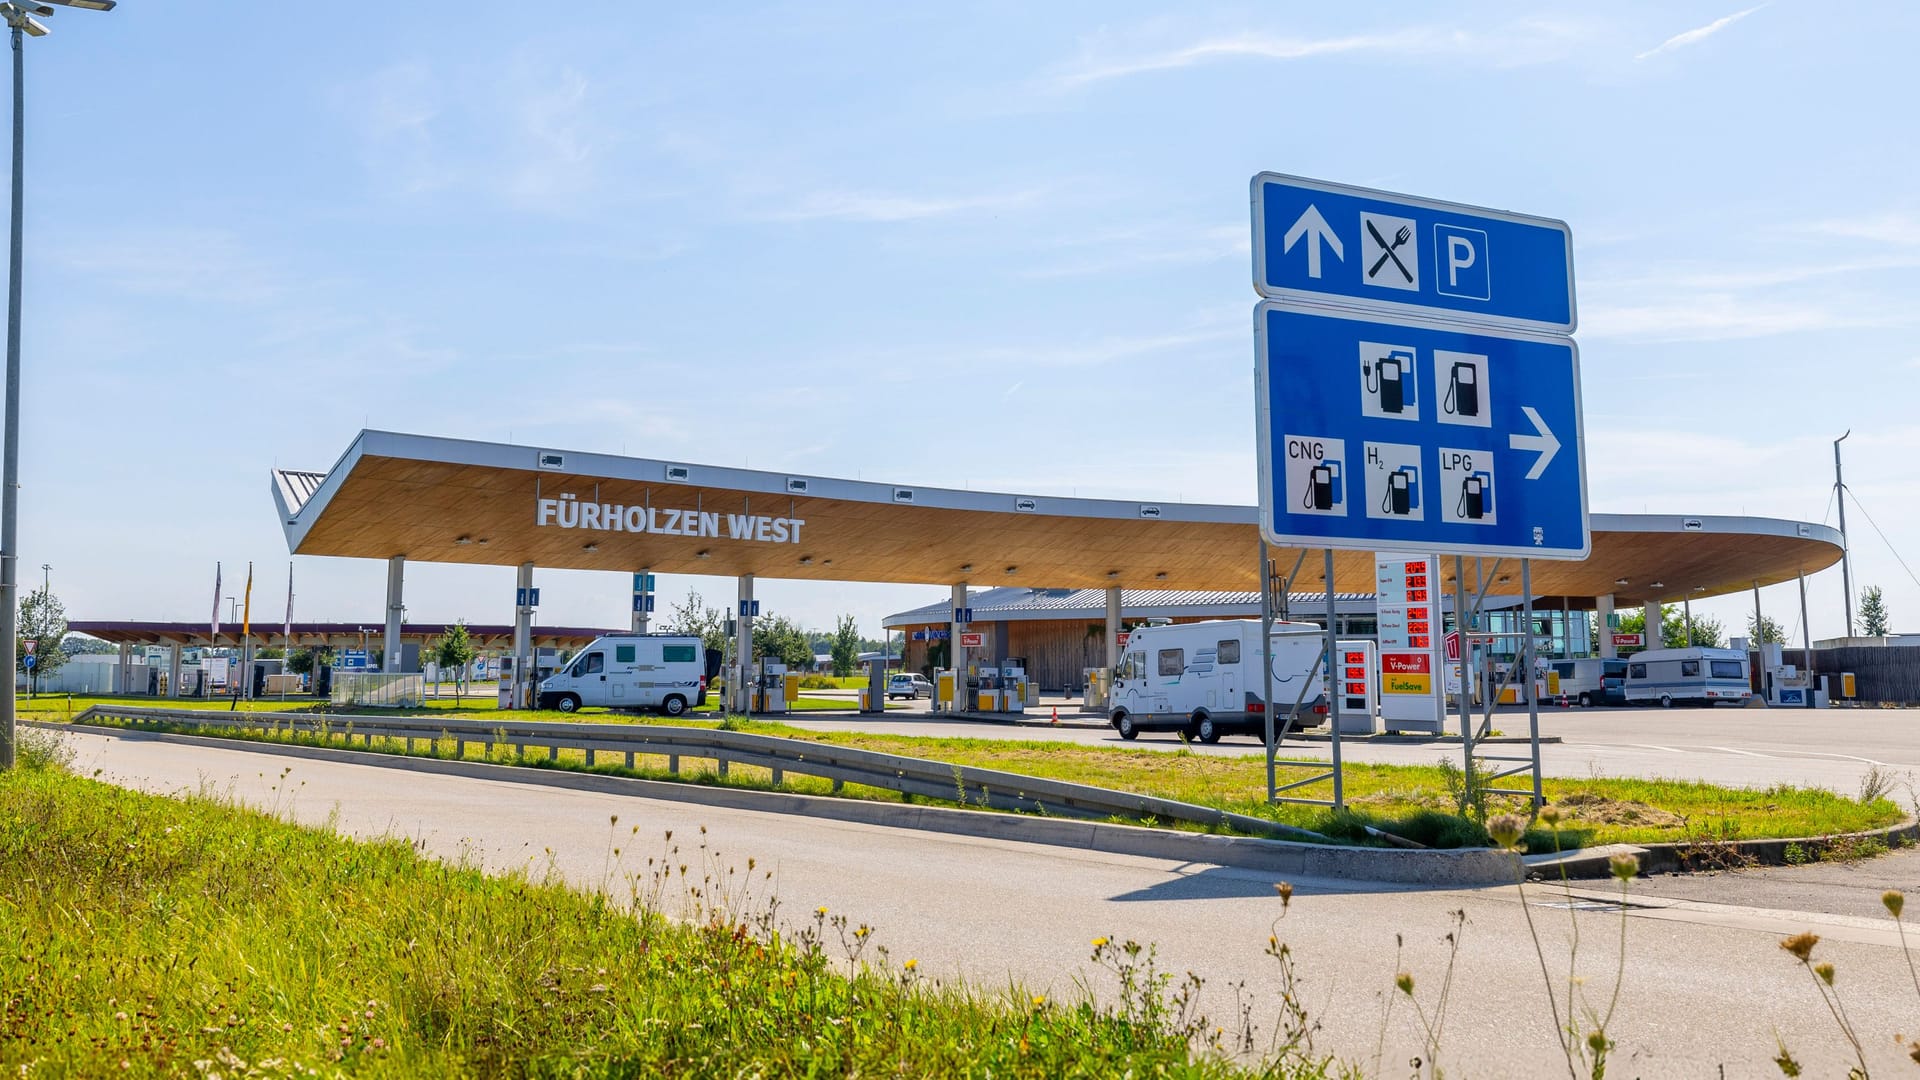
273,430 -> 1843,604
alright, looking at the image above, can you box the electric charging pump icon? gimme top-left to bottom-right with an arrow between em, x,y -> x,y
1457,470 -> 1493,520
1303,460 -> 1344,511
1381,465 -> 1419,516
1443,360 -> 1480,418
1364,349 -> 1417,414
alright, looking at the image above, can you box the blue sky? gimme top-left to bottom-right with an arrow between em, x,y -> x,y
18,2 -> 1918,642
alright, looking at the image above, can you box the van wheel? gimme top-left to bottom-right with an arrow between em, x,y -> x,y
1196,714 -> 1221,744
554,693 -> 581,714
1578,692 -> 1592,708
1660,694 -> 1674,709
1114,713 -> 1138,740
662,694 -> 688,717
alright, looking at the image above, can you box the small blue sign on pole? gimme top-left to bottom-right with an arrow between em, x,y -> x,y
739,599 -> 761,617
632,594 -> 656,613
1252,173 -> 1575,334
632,573 -> 656,593
1255,301 -> 1588,560
952,607 -> 973,624
22,653 -> 35,671
517,587 -> 541,608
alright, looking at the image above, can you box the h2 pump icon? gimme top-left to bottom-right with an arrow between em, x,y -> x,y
1383,465 -> 1419,516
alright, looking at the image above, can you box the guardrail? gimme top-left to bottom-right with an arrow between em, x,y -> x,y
70,705 -> 1330,844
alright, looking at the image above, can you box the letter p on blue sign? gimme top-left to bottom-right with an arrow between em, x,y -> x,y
1434,224 -> 1489,301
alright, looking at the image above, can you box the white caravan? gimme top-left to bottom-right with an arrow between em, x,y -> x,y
1622,647 -> 1751,708
1548,657 -> 1629,707
536,633 -> 709,716
1109,619 -> 1329,743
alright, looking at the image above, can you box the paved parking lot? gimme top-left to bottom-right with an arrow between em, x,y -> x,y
773,701 -> 1920,795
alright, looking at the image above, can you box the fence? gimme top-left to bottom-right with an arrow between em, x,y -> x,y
330,673 -> 426,709
1808,646 -> 1920,704
70,704 -> 1326,842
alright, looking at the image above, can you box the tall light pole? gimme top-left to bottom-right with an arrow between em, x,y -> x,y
0,0 -> 114,771
1834,431 -> 1854,639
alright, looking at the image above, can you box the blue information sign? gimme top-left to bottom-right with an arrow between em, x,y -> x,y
739,599 -> 761,617
516,587 -> 541,608
1255,301 -> 1589,560
632,594 -> 656,613
337,649 -> 369,671
1252,173 -> 1575,334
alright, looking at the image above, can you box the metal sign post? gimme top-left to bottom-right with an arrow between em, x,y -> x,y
1323,549 -> 1343,809
1260,539 -> 1276,803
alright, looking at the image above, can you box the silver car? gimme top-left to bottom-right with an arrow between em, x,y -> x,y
886,673 -> 933,699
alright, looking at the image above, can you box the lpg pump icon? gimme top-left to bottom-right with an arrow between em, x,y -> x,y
1457,470 -> 1494,520
1364,349 -> 1417,415
1381,465 -> 1420,516
1303,459 -> 1344,511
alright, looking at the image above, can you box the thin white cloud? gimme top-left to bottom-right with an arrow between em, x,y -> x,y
1580,294 -> 1904,343
1636,5 -> 1764,61
1790,212 -> 1920,248
1019,224 -> 1246,279
763,187 -> 1044,223
1052,18 -> 1596,88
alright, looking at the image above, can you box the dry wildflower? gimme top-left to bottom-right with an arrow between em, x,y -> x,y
1608,852 -> 1640,883
1779,932 -> 1819,963
1586,1030 -> 1608,1055
1395,972 -> 1414,996
1487,814 -> 1526,851
1539,805 -> 1562,826
1275,881 -> 1294,907
1814,962 -> 1835,986
1884,890 -> 1905,919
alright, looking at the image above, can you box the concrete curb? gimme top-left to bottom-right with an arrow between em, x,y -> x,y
47,721 -> 1523,887
1523,817 -> 1920,879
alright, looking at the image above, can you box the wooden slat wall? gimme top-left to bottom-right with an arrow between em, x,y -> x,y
1810,647 -> 1920,704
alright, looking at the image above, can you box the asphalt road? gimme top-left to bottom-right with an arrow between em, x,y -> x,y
773,703 -> 1920,797
56,727 -> 1920,1079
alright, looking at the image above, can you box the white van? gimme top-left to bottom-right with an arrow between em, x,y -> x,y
1548,657 -> 1629,707
536,633 -> 709,716
1109,619 -> 1329,743
1622,647 -> 1751,708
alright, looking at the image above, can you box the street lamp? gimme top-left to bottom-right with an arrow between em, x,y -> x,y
0,0 -> 114,769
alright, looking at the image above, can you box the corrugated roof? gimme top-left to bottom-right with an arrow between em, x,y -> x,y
273,470 -> 327,515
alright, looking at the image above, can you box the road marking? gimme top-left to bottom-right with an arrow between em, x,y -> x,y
1708,745 -> 1768,758
1628,743 -> 1685,754
1534,887 -> 1919,953
1796,751 -> 1896,767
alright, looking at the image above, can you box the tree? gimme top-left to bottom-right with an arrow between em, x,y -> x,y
429,621 -> 478,705
285,648 -> 316,677
752,613 -> 813,670
1617,609 -> 1723,649
60,634 -> 113,657
1745,613 -> 1786,645
666,590 -> 730,656
1861,585 -> 1891,637
16,585 -> 67,692
830,614 -> 861,677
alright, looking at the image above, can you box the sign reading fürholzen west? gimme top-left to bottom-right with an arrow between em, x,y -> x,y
536,493 -> 806,544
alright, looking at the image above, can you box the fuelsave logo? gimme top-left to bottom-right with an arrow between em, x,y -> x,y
536,493 -> 805,544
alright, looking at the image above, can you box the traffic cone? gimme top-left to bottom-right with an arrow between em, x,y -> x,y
1051,706 -> 1059,724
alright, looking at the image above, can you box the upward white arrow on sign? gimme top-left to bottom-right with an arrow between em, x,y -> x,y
1509,406 -> 1562,480
1282,204 -> 1343,279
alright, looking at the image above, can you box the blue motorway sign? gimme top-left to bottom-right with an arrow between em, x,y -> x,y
336,649 -> 370,670
1252,173 -> 1575,334
1255,301 -> 1589,559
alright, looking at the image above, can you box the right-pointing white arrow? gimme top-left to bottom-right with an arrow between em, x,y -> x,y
1509,406 -> 1561,480
1281,204 -> 1343,279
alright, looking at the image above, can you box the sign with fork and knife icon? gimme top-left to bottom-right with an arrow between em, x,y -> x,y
1250,172 -> 1575,334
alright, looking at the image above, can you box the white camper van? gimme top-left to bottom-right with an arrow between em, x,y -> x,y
1109,619 -> 1329,743
536,633 -> 709,715
1548,657 -> 1629,707
1622,647 -> 1751,707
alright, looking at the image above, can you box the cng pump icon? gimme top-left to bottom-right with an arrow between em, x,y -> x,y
1305,460 -> 1343,511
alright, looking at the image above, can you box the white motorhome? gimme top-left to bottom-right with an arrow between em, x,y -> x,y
1622,647 -> 1751,708
1109,619 -> 1329,743
536,633 -> 710,715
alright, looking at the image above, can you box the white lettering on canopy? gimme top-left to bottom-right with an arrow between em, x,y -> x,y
536,494 -> 804,545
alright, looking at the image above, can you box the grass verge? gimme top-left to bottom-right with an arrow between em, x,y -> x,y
0,736 -> 1323,1078
61,709 -> 1903,851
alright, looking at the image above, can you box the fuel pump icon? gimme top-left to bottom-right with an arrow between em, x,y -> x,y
1304,460 -> 1344,511
1382,465 -> 1419,516
1364,348 -> 1417,415
1457,470 -> 1494,520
